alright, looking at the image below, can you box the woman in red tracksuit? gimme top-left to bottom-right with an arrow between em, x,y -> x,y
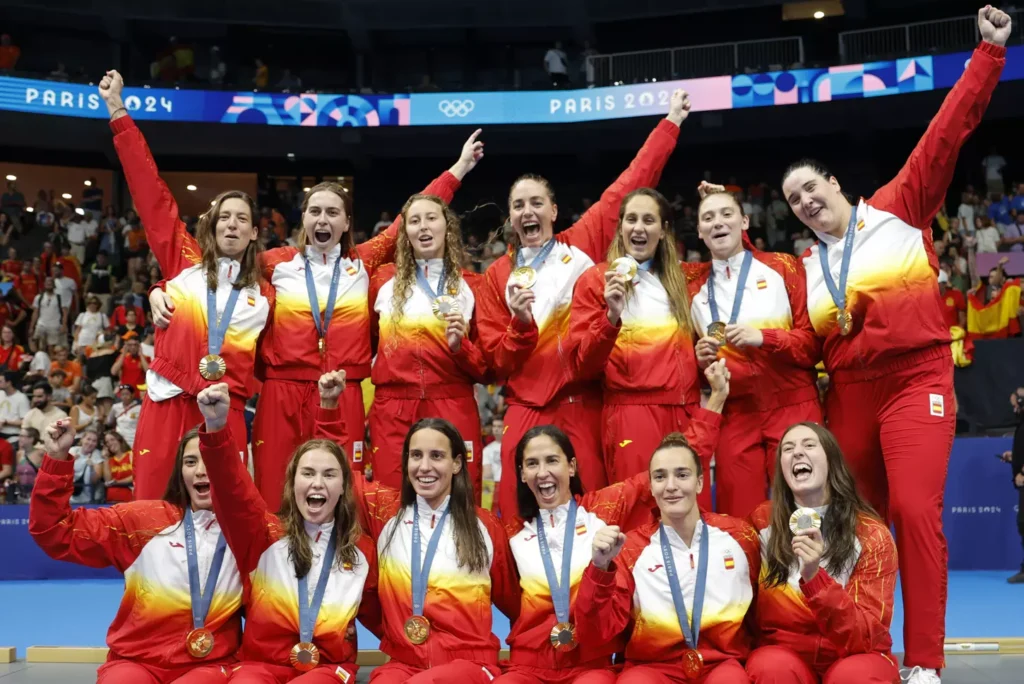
779,9 -> 1010,680
30,420 -> 243,684
368,194 -> 490,498
576,433 -> 758,683
745,422 -> 899,684
690,189 -> 821,517
478,90 -> 691,518
195,383 -> 380,684
100,70 -> 270,500
570,188 -> 727,512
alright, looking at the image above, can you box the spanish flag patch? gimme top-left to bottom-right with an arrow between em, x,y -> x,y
335,666 -> 351,682
247,295 -> 256,307
575,523 -> 587,536
756,277 -> 767,290
561,253 -> 572,264
856,220 -> 865,231
346,266 -> 358,276
343,561 -> 353,572
724,553 -> 735,570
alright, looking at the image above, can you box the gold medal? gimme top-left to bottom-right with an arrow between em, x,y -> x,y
185,628 -> 214,658
289,642 -> 320,671
431,295 -> 460,321
549,621 -> 578,651
789,507 -> 822,535
681,648 -> 704,680
707,322 -> 727,344
404,615 -> 431,645
836,308 -> 853,336
510,266 -> 537,289
199,354 -> 227,381
610,256 -> 638,282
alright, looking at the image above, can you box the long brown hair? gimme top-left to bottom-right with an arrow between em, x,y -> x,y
389,194 -> 465,326
608,188 -> 693,335
297,182 -> 355,255
278,439 -> 363,579
195,190 -> 263,291
506,173 -> 556,267
763,422 -> 879,588
161,426 -> 201,511
380,418 -> 489,573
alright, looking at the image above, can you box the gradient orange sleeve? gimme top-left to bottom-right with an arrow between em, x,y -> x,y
477,263 -> 538,381
799,518 -> 897,657
683,408 -> 724,491
869,41 -> 1005,232
568,265 -> 619,381
482,508 -> 522,622
110,116 -> 202,279
759,254 -> 822,369
200,424 -> 278,575
562,119 -> 681,263
314,404 -> 351,451
29,455 -> 160,571
575,541 -> 640,645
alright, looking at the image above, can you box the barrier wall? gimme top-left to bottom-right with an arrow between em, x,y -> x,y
1,435 -> 1018,580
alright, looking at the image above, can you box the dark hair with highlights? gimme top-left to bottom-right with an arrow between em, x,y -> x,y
649,432 -> 702,478
161,426 -> 201,512
763,422 -> 879,588
298,182 -> 354,255
514,424 -> 584,521
506,173 -> 556,266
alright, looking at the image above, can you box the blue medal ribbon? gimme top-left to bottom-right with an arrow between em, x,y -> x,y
517,239 -> 557,271
817,207 -> 858,314
297,528 -> 339,644
638,259 -> 653,273
536,499 -> 577,625
183,508 -> 228,631
706,250 -> 753,325
206,287 -> 242,357
411,505 -> 450,619
304,254 -> 343,341
415,261 -> 447,300
659,521 -> 709,650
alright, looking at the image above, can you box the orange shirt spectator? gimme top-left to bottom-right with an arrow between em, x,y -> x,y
254,58 -> 268,88
125,226 -> 147,253
0,35 -> 20,70
1,251 -> 20,278
260,208 -> 288,241
112,334 -> 148,390
49,348 -> 82,391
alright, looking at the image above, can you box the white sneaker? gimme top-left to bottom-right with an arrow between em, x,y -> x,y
901,666 -> 941,683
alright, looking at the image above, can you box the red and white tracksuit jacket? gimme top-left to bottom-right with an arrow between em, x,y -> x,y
476,118 -> 682,517
252,171 -> 463,509
111,115 -> 271,499
29,455 -> 243,673
801,41 -> 1004,671
747,502 -> 898,675
199,426 -> 379,682
368,262 -> 489,496
502,473 -> 655,677
570,261 -> 723,512
576,514 -> 759,677
687,251 -> 821,517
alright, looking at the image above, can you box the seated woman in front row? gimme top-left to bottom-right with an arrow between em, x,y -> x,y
745,422 -> 899,684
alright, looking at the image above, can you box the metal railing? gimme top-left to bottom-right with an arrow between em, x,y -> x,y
586,36 -> 804,86
839,10 -> 1023,63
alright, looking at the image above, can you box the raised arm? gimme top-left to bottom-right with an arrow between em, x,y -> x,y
581,470 -> 652,529
355,536 -> 384,639
575,527 -> 635,644
569,265 -> 619,380
475,263 -> 538,381
355,130 -> 484,274
868,10 -> 1009,230
197,384 -> 277,576
100,71 -> 201,279
758,255 -> 822,368
562,90 -> 688,261
800,518 -> 897,657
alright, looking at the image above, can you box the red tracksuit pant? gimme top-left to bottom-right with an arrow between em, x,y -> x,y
227,661 -> 358,683
493,666 -> 617,684
133,394 -> 248,500
252,378 -> 366,513
827,346 -> 954,671
369,391 -> 483,503
746,645 -> 899,684
97,658 -> 232,683
369,660 -> 501,683
715,397 -> 823,518
497,395 -> 604,519
616,659 -> 750,684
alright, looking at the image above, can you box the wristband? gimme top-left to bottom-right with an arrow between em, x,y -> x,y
109,106 -> 127,119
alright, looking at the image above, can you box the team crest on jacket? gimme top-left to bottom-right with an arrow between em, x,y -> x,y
247,295 -> 256,307
756,277 -> 767,290
724,552 -> 735,570
575,522 -> 587,536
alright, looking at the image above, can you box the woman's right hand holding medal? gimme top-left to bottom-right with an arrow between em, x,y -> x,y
592,524 -> 627,571
695,335 -> 721,369
197,383 -> 231,433
508,284 -> 535,324
604,270 -> 627,325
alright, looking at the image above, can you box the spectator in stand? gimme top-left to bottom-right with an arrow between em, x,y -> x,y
0,34 -> 20,71
97,207 -> 120,261
22,382 -> 67,434
753,236 -> 768,251
209,46 -> 226,85
983,146 -> 1007,195
106,383 -> 141,447
976,216 -> 1002,253
792,228 -> 814,255
253,57 -> 268,88
110,293 -> 144,328
101,429 -> 133,503
56,244 -> 82,286
29,277 -> 68,352
17,260 -> 38,306
1,181 -> 25,227
70,384 -> 100,437
83,251 -> 115,310
114,308 -> 143,351
0,292 -> 26,336
581,40 -> 598,87
990,192 -> 1014,231
372,210 -> 392,236
81,178 -> 103,213
481,413 -> 503,510
939,270 -> 968,330
48,369 -> 72,412
765,188 -> 789,248
1005,214 -> 1024,252
0,370 -> 28,443
49,345 -> 82,393
69,428 -> 104,503
73,294 -> 108,356
0,434 -> 11,489
51,262 -> 78,315
65,209 -> 94,263
544,41 -> 570,87
1012,181 -> 1024,213
25,346 -> 51,385
276,68 -> 302,91
0,213 -> 15,248
1,247 -> 17,278
111,332 -> 148,390
122,218 -> 147,278
9,428 -> 42,503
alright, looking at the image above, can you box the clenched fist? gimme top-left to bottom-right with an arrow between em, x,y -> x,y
592,525 -> 627,571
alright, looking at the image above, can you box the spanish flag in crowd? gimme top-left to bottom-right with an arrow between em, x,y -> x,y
966,279 -> 1021,341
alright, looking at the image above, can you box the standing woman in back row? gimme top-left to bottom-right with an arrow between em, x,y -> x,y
778,8 -> 1011,682
100,70 -> 270,499
477,89 -> 692,518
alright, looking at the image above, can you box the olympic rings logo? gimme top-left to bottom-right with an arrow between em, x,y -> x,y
438,99 -> 475,118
